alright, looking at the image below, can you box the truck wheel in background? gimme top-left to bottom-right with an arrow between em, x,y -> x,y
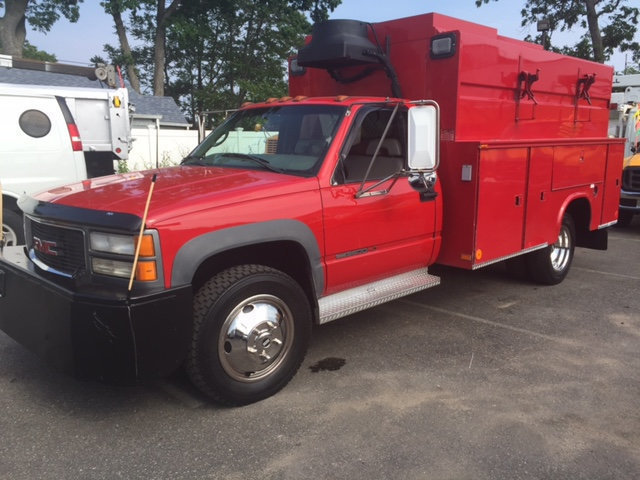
2,209 -> 24,246
526,214 -> 575,285
186,264 -> 312,405
617,211 -> 633,227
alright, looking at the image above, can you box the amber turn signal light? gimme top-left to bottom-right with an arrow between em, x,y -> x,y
135,261 -> 157,282
135,234 -> 155,257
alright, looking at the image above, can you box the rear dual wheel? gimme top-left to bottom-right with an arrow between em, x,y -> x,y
526,214 -> 575,285
186,265 -> 311,405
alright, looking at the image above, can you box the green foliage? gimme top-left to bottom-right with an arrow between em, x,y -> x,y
26,0 -> 83,33
117,159 -> 130,173
476,0 -> 639,64
21,40 -> 56,61
98,0 -> 340,118
143,151 -> 178,170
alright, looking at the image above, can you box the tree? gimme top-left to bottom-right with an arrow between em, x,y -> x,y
0,0 -> 81,57
22,39 -> 56,60
476,0 -> 639,65
99,0 -> 340,109
100,0 -> 142,93
162,0 -> 341,119
100,0 -> 180,96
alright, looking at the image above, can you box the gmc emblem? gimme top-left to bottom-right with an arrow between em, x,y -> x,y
33,236 -> 62,257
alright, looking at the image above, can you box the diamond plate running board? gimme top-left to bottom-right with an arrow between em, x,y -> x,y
318,267 -> 440,324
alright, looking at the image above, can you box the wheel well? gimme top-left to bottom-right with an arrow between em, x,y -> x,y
191,241 -> 317,308
565,198 -> 590,239
565,197 -> 607,249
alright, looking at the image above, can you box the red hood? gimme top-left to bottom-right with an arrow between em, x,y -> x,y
34,166 -> 319,226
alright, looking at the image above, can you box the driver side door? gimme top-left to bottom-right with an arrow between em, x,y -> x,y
320,106 -> 440,295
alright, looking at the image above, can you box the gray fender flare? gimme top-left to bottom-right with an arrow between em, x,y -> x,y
170,219 -> 324,295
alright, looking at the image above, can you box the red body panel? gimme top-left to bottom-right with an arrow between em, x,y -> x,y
320,180 -> 441,294
290,13 -> 612,142
436,139 -> 622,269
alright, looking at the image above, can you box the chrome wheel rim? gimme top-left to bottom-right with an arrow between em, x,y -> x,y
2,222 -> 18,246
218,294 -> 294,382
550,225 -> 571,273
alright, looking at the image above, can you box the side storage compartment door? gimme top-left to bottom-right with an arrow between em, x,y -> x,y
524,146 -> 556,248
474,147 -> 528,265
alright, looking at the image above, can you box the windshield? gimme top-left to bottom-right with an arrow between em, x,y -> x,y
184,104 -> 346,176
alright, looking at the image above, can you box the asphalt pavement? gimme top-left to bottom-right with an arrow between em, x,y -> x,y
1,219 -> 639,480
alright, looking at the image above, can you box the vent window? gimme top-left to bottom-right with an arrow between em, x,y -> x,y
19,109 -> 52,138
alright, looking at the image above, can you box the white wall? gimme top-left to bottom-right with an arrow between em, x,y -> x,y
125,127 -> 279,172
126,126 -> 200,171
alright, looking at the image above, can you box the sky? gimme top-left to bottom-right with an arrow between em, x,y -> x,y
23,0 -> 632,72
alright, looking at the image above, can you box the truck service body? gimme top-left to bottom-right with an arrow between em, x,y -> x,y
0,13 -> 624,405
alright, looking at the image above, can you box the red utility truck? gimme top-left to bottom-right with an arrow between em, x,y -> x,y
0,13 -> 624,405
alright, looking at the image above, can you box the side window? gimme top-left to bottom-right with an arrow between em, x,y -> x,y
19,110 -> 52,138
337,108 -> 406,184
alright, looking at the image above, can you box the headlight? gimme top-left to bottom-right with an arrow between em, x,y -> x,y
91,257 -> 132,278
89,231 -> 158,282
90,232 -> 135,255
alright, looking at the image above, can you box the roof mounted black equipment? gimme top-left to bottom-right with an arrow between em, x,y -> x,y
297,19 -> 403,98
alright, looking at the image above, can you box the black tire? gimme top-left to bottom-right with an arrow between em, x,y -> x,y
186,265 -> 312,405
617,210 -> 633,227
2,208 -> 24,246
526,214 -> 575,285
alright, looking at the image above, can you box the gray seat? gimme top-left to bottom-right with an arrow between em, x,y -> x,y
343,138 -> 404,183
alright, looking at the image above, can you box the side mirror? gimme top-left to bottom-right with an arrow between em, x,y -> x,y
407,102 -> 440,171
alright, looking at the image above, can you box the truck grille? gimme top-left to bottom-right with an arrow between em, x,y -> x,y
623,167 -> 640,192
28,219 -> 86,276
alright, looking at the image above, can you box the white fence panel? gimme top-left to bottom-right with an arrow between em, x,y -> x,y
127,127 -> 200,171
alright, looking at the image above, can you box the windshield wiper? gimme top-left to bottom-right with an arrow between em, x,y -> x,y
222,153 -> 285,173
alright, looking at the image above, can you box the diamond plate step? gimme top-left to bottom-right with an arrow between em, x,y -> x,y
318,267 -> 440,324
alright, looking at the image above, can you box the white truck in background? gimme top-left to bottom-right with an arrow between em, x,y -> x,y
0,59 -> 131,245
610,74 -> 640,225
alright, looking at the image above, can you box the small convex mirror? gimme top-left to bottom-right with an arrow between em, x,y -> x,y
407,104 -> 438,171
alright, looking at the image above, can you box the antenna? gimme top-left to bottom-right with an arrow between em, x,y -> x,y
128,174 -> 157,291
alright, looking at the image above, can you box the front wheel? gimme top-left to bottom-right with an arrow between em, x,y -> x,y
526,214 -> 575,285
186,265 -> 312,405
